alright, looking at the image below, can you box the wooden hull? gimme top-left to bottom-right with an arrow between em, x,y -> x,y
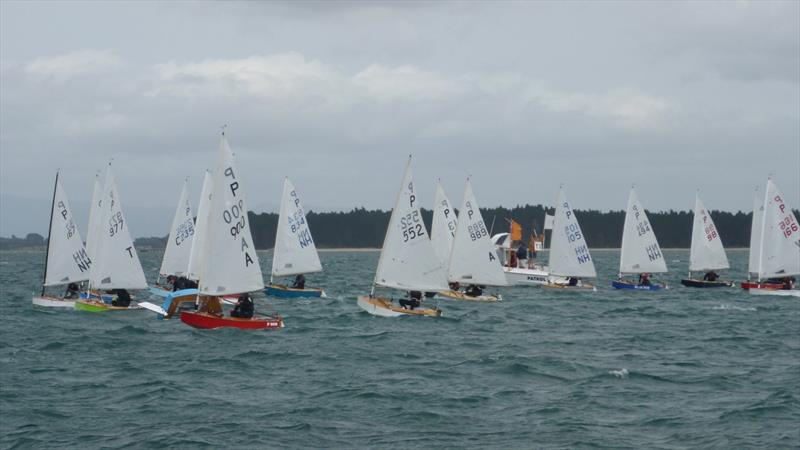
32,295 -> 76,308
750,288 -> 800,298
740,281 -> 788,290
680,279 -> 734,288
356,295 -> 441,317
612,280 -> 666,291
438,290 -> 501,302
74,299 -> 142,312
180,311 -> 284,329
264,284 -> 325,298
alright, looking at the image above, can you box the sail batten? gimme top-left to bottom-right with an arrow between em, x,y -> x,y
619,188 -> 667,274
272,178 -> 322,278
447,179 -> 509,286
689,194 -> 729,272
373,157 -> 449,292
548,189 -> 596,278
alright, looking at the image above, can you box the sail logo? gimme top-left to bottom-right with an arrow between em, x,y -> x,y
574,244 -> 591,264
72,248 -> 91,272
646,243 -> 662,261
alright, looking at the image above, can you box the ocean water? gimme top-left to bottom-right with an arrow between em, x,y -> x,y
1,249 -> 798,449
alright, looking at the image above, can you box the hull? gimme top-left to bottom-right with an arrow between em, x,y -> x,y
356,295 -> 441,317
680,278 -> 734,288
79,291 -> 115,302
264,284 -> 325,298
612,280 -> 666,291
438,290 -> 501,302
32,295 -> 76,308
750,288 -> 800,298
503,267 -> 549,286
740,281 -> 787,290
74,299 -> 142,312
180,311 -> 284,330
543,282 -> 596,292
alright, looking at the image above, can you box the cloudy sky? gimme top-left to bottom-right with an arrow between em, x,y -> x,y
1,1 -> 798,237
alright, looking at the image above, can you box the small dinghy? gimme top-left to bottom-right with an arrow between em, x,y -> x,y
441,178 -> 508,301
150,178 -> 196,293
139,288 -> 199,319
77,164 -> 148,311
542,187 -> 597,292
613,187 -> 668,291
181,131 -> 284,329
33,172 -> 93,308
265,178 -> 325,298
747,179 -> 799,298
357,156 -> 448,317
680,193 -> 734,288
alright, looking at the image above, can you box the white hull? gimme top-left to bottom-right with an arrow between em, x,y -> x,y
357,296 -> 406,317
503,266 -> 549,286
32,296 -> 76,308
750,288 -> 800,298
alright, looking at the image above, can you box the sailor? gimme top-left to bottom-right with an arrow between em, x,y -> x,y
64,282 -> 81,299
449,281 -> 460,291
110,289 -> 132,307
173,276 -> 198,291
230,293 -> 254,318
291,274 -> 306,289
516,244 -> 528,268
166,275 -> 178,290
399,290 -> 422,310
703,271 -> 719,282
464,284 -> 483,297
568,277 -> 579,287
638,273 -> 651,287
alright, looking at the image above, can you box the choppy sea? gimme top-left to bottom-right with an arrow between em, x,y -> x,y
1,249 -> 798,449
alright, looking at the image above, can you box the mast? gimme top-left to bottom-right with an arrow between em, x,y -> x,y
41,171 -> 59,296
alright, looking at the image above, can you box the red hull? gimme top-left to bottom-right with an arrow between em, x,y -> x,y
180,311 -> 283,330
740,281 -> 786,290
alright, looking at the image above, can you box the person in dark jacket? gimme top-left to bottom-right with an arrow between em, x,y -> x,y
516,244 -> 528,268
230,294 -> 254,318
110,289 -> 131,307
465,284 -> 483,297
64,282 -> 81,299
703,271 -> 718,282
172,276 -> 198,291
638,273 -> 651,286
399,291 -> 422,310
291,274 -> 306,289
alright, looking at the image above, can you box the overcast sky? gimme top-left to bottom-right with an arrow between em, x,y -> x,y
1,0 -> 798,237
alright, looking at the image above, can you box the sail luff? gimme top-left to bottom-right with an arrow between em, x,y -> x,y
41,172 -> 59,295
747,188 -> 764,277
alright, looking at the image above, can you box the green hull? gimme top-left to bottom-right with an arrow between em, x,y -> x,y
74,300 -> 110,312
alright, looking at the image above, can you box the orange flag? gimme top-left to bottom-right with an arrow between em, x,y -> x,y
510,220 -> 522,241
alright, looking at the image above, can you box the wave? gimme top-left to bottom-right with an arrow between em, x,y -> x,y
711,304 -> 757,312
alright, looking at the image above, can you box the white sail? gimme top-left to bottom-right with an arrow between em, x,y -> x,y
44,173 -> 92,286
198,135 -> 264,296
758,179 -> 800,278
159,180 -> 195,277
548,189 -> 596,278
272,177 -> 322,278
187,170 -> 212,281
85,175 -> 102,262
89,165 -> 147,290
619,188 -> 667,274
689,194 -> 729,272
448,179 -> 509,286
430,181 -> 457,270
747,188 -> 764,275
374,157 -> 449,292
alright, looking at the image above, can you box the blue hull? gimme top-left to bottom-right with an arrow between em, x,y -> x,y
80,292 -> 114,303
264,284 -> 324,298
612,280 -> 666,291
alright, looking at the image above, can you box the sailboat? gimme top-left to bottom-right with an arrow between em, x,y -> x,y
741,187 -> 783,290
265,177 -> 325,298
440,178 -> 508,301
543,187 -> 597,291
430,180 -> 457,270
749,179 -> 799,297
75,164 -> 147,311
680,193 -> 733,288
180,131 -> 283,329
32,172 -> 93,307
612,187 -> 668,290
357,156 -> 449,317
149,179 -> 196,296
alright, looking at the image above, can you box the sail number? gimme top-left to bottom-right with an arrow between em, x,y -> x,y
223,199 -> 246,239
401,210 -> 424,242
564,223 -> 582,243
468,221 -> 488,241
779,216 -> 798,238
646,243 -> 662,262
704,224 -> 718,242
175,219 -> 195,246
108,212 -> 124,237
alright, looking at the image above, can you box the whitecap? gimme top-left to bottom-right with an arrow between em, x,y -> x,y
609,368 -> 628,378
712,304 -> 756,312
